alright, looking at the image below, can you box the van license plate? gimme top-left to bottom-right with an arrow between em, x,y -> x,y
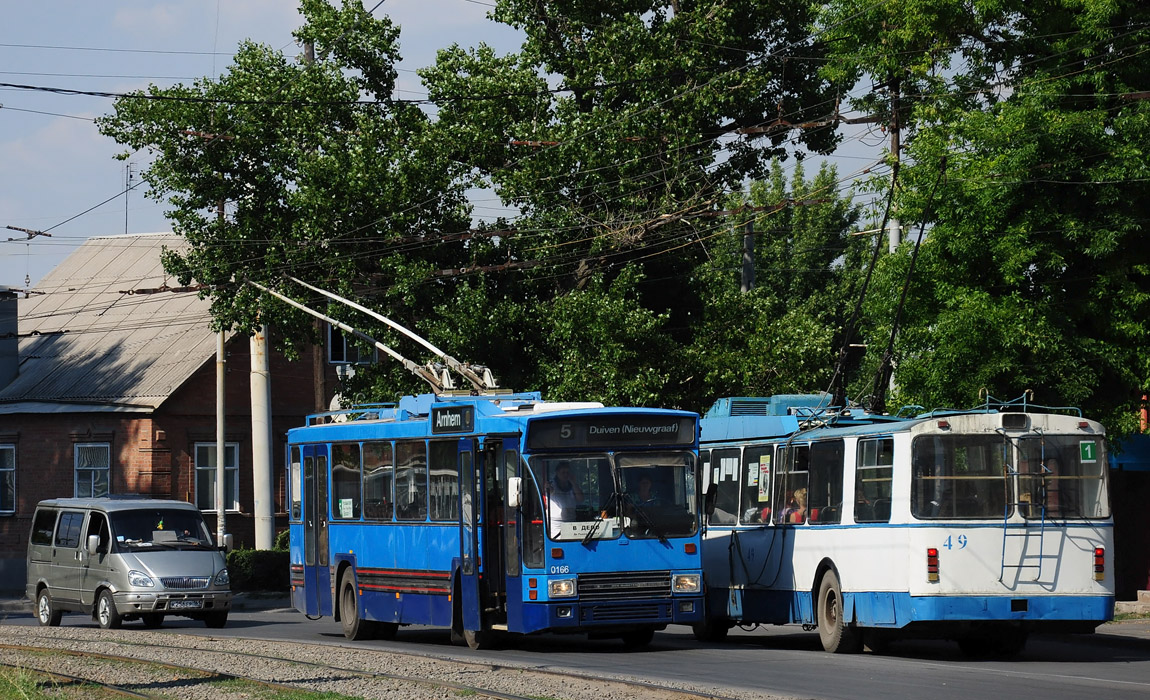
169,600 -> 202,610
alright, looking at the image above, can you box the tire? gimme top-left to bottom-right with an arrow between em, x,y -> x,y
96,589 -> 122,630
464,627 -> 489,650
621,628 -> 656,648
816,570 -> 861,653
691,619 -> 731,642
141,613 -> 165,629
339,572 -> 378,641
203,611 -> 228,629
36,589 -> 62,627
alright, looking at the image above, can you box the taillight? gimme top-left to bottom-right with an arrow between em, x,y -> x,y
1094,547 -> 1105,581
927,547 -> 940,583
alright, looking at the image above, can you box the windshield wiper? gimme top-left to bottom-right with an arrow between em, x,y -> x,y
621,492 -> 669,544
582,492 -> 619,546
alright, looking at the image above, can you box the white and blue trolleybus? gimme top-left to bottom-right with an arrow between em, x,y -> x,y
287,392 -> 704,648
697,393 -> 1114,655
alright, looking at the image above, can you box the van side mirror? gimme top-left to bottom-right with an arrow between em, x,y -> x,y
507,476 -> 523,508
704,485 -> 718,516
86,534 -> 100,555
220,533 -> 234,553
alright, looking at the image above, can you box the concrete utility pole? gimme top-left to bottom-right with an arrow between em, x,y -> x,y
215,329 -> 227,544
250,325 -> 274,549
740,220 -> 755,293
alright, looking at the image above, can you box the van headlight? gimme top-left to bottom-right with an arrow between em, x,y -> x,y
548,578 -> 577,598
673,574 -> 701,593
128,570 -> 155,587
214,568 -> 230,587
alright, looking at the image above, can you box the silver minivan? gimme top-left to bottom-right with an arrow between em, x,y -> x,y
26,497 -> 233,629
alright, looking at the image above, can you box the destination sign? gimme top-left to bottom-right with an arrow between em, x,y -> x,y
527,415 -> 696,449
431,405 -> 475,434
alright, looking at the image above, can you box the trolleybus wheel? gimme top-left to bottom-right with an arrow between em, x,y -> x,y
691,618 -> 731,642
36,589 -> 62,627
339,572 -> 378,640
817,570 -> 861,653
621,628 -> 656,648
464,628 -> 490,650
140,613 -> 165,629
96,589 -> 123,630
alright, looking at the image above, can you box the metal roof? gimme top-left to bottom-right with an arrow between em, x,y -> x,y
0,233 -> 217,411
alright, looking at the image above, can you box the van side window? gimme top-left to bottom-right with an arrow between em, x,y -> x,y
31,509 -> 56,545
86,512 -> 110,554
54,511 -> 85,548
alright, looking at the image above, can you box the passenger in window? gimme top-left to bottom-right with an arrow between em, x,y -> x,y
635,475 -> 661,507
855,484 -> 873,522
785,488 -> 807,523
546,461 -> 585,532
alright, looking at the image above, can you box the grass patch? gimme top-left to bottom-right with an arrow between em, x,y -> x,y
208,677 -> 365,699
1113,611 -> 1150,621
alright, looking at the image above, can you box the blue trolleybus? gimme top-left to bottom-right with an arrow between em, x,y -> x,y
697,394 -> 1114,656
287,392 -> 704,648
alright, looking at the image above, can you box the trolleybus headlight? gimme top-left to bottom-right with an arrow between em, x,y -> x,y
673,574 -> 701,593
128,570 -> 155,588
214,568 -> 230,587
548,578 -> 577,598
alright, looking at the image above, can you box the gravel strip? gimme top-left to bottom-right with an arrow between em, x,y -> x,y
4,627 -> 791,700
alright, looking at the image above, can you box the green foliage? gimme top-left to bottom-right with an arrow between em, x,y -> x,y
273,528 -> 290,552
227,548 -> 290,592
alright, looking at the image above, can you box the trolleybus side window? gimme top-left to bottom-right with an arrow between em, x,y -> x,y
856,438 -> 894,523
289,446 -> 302,522
331,442 -> 362,520
740,446 -> 773,523
504,449 -> 520,576
775,445 -> 809,524
396,441 -> 428,521
429,441 -> 459,522
807,440 -> 844,524
911,435 -> 1008,519
708,448 -> 739,524
522,461 -> 545,568
363,441 -> 394,521
1019,436 -> 1109,519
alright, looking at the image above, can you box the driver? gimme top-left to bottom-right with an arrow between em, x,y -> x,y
546,461 -> 585,533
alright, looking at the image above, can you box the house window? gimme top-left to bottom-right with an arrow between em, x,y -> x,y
75,443 -> 110,498
0,446 -> 14,514
195,442 -> 239,511
328,325 -> 376,365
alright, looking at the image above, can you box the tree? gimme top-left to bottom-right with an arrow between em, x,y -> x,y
98,0 -> 473,372
823,0 -> 1150,431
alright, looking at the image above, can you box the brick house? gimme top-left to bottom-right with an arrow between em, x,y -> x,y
0,233 -> 336,589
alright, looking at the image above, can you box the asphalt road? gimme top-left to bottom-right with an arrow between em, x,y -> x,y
3,603 -> 1149,700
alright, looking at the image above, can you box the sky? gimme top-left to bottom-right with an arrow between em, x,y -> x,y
0,0 -> 524,289
0,1 -> 883,291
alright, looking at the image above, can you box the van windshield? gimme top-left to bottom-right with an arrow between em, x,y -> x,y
109,509 -> 215,550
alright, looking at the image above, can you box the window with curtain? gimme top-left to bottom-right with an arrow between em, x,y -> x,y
0,446 -> 14,514
75,443 -> 110,498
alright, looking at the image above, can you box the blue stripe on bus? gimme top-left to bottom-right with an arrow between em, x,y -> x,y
706,521 -> 1113,531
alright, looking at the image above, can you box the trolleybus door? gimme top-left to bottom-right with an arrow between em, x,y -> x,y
302,443 -> 332,617
458,438 -> 481,632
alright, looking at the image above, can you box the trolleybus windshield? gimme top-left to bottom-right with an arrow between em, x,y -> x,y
530,451 -> 697,541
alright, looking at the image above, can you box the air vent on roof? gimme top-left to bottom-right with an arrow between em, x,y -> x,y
729,400 -> 772,416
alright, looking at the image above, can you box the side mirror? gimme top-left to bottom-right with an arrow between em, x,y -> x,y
704,485 -> 718,516
220,533 -> 234,553
507,476 -> 523,508
86,534 -> 100,555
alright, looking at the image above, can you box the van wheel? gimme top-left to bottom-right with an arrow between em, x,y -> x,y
36,589 -> 62,627
96,590 -> 122,629
141,614 -> 165,628
203,611 -> 228,628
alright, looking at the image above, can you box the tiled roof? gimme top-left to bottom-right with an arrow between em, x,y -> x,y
0,234 -> 216,411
